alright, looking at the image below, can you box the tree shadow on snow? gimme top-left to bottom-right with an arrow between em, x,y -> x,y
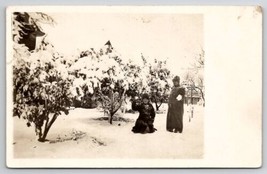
92,116 -> 134,123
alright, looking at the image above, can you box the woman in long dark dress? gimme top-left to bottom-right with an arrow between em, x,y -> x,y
166,76 -> 185,133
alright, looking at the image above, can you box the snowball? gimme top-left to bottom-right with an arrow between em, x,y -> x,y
176,95 -> 182,101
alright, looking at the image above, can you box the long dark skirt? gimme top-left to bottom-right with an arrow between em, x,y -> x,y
166,101 -> 184,133
132,118 -> 155,134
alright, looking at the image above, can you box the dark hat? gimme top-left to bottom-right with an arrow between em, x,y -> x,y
142,93 -> 150,100
172,76 -> 180,82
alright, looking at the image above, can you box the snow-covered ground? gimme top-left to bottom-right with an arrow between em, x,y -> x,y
13,104 -> 204,159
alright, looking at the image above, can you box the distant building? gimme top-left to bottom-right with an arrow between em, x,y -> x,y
14,12 -> 45,51
184,89 -> 201,105
181,80 -> 202,105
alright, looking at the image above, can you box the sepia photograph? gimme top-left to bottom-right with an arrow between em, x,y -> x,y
6,6 -> 262,168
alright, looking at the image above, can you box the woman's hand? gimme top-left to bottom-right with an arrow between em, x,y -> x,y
133,96 -> 141,105
131,96 -> 138,102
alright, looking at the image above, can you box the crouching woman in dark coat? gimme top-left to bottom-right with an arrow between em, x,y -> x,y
132,93 -> 156,134
166,76 -> 185,133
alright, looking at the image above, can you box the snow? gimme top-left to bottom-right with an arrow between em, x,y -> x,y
13,104 -> 204,159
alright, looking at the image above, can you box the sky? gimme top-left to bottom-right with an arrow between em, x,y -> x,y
41,12 -> 203,77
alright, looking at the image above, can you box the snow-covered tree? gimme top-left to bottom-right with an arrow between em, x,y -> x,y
193,49 -> 205,105
124,55 -> 172,111
124,56 -> 150,99
69,42 -> 130,124
148,58 -> 172,111
12,12 -> 73,142
183,49 -> 205,106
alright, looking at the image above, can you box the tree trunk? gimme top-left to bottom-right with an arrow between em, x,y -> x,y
109,112 -> 114,124
38,113 -> 58,142
35,126 -> 43,141
40,124 -> 50,142
109,116 -> 113,124
109,102 -> 122,124
200,90 -> 205,106
156,105 -> 159,111
155,102 -> 162,111
108,91 -> 126,124
195,86 -> 205,107
35,114 -> 46,141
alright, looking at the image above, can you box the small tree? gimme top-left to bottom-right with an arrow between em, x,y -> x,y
97,78 -> 126,124
183,49 -> 205,106
192,49 -> 205,105
96,47 -> 129,124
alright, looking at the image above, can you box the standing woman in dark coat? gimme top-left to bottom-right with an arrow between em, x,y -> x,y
166,76 -> 185,133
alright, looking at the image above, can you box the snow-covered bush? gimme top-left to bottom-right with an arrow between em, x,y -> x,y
12,12 -> 73,142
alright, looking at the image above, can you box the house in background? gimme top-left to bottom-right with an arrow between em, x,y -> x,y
184,89 -> 202,105
14,12 -> 46,51
181,80 -> 202,105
